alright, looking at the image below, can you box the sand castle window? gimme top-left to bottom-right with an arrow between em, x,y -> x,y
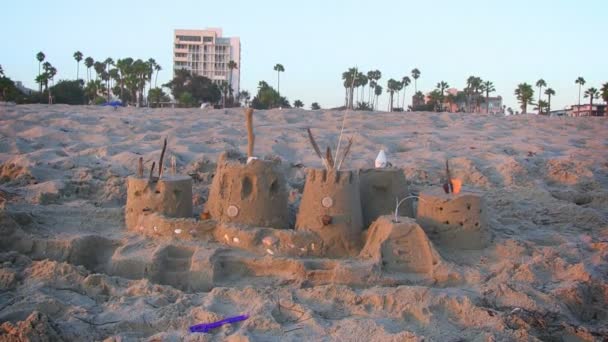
270,179 -> 279,194
241,176 -> 253,199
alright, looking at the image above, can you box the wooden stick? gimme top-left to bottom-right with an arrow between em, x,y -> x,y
336,136 -> 353,170
325,146 -> 334,169
137,157 -> 143,178
245,108 -> 255,157
306,128 -> 324,162
444,159 -> 452,193
149,161 -> 156,181
158,138 -> 167,178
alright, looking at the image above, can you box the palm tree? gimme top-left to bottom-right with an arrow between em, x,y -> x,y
36,51 -> 45,92
544,88 -> 555,113
154,64 -> 162,88
84,57 -> 94,83
401,76 -> 411,110
293,100 -> 304,108
465,76 -> 483,112
104,58 -> 114,100
411,68 -> 421,93
73,51 -> 83,80
374,85 -> 383,110
147,58 -> 156,95
535,79 -> 546,111
436,81 -> 449,110
219,81 -> 229,108
0,64 -> 4,77
273,63 -> 285,96
239,90 -> 251,107
342,67 -> 357,109
514,83 -> 534,114
387,79 -> 400,112
584,87 -> 599,116
480,81 -> 496,113
601,83 -> 608,107
575,77 -> 585,108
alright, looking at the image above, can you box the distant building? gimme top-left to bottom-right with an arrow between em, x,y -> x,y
568,104 -> 606,117
548,109 -> 568,117
414,88 -> 504,113
173,28 -> 241,94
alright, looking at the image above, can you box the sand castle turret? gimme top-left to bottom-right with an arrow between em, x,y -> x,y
295,168 -> 364,257
205,108 -> 290,228
359,168 -> 414,227
206,152 -> 289,228
416,160 -> 488,249
125,139 -> 193,230
416,187 -> 488,249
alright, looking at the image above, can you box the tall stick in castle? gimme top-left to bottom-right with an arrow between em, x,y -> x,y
245,108 -> 255,158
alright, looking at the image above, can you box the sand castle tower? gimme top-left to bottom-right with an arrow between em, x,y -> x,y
125,139 -> 193,230
205,109 -> 289,228
359,168 -> 414,228
415,160 -> 488,249
295,168 -> 364,257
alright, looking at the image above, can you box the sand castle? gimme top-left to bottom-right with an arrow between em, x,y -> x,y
206,108 -> 289,228
123,112 -> 487,282
125,140 -> 193,231
295,168 -> 364,257
415,161 -> 488,249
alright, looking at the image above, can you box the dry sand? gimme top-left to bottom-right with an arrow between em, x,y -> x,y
0,103 -> 607,341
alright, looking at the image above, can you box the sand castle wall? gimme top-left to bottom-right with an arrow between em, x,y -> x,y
359,168 -> 413,227
295,168 -> 363,257
416,187 -> 488,249
206,152 -> 289,228
125,176 -> 193,230
360,215 -> 440,274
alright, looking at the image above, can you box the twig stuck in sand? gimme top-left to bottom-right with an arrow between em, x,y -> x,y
158,138 -> 167,178
336,136 -> 353,171
443,159 -> 452,194
325,146 -> 334,169
245,108 -> 255,157
137,157 -> 143,178
306,128 -> 327,169
149,162 -> 156,181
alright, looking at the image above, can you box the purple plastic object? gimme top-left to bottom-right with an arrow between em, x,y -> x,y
189,314 -> 249,333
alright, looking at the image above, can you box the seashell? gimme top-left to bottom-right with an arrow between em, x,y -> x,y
227,205 -> 239,217
224,234 -> 229,241
262,236 -> 278,247
311,243 -> 315,251
375,150 -> 388,168
300,247 -> 307,252
233,237 -> 240,243
288,243 -> 295,249
153,226 -> 158,232
321,196 -> 333,208
266,249 -> 275,255
174,229 -> 182,234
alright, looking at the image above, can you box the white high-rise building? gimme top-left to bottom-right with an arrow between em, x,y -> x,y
173,28 -> 241,94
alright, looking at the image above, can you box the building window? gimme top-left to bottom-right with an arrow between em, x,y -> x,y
176,35 -> 201,42
203,36 -> 213,42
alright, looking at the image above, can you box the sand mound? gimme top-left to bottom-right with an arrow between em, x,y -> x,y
360,216 -> 441,275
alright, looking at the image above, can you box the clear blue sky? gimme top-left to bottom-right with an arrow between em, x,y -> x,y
2,0 -> 606,110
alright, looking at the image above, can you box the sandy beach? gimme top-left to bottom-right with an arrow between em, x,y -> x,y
1,103 -> 607,341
